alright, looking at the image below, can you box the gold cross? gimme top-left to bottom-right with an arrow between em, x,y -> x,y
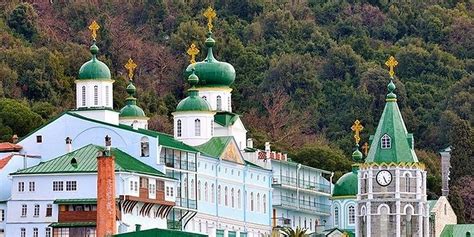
88,20 -> 100,40
124,58 -> 137,80
385,56 -> 398,77
362,142 -> 369,156
351,120 -> 364,145
203,6 -> 217,32
187,43 -> 200,64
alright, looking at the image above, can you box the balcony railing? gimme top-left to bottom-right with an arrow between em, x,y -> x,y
273,195 -> 330,215
175,197 -> 197,210
272,176 -> 331,194
58,210 -> 97,222
167,220 -> 182,230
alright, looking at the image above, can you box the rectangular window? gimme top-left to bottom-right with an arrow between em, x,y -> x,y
130,180 -> 134,191
18,182 -> 25,192
0,209 -> 4,221
34,204 -> 40,217
134,181 -> 138,191
33,227 -> 38,237
53,181 -> 63,191
21,204 -> 27,217
166,187 -> 170,196
94,85 -> 99,105
170,187 -> 174,197
46,204 -> 52,217
21,228 -> 26,237
105,86 -> 109,107
45,228 -> 51,237
66,181 -> 77,191
29,182 -> 35,192
36,135 -> 42,143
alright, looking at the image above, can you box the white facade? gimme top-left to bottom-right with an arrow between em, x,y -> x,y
173,111 -> 216,146
119,118 -> 149,130
214,118 -> 247,150
197,88 -> 232,112
75,80 -> 114,109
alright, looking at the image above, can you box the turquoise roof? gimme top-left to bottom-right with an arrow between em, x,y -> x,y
114,228 -> 208,237
120,82 -> 147,118
214,111 -> 239,127
78,43 -> 111,80
365,80 -> 418,163
11,144 -> 166,177
332,165 -> 358,197
195,136 -> 234,158
440,224 -> 474,237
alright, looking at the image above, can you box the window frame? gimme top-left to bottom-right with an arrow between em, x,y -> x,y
381,134 -> 391,149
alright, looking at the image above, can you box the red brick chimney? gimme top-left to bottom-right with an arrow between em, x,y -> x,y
97,135 -> 116,237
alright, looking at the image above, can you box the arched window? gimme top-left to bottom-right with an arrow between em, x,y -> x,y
256,193 -> 260,212
190,179 -> 195,200
263,194 -> 267,213
195,119 -> 201,136
250,192 -> 254,211
406,206 -> 413,236
81,86 -> 86,106
405,173 -> 411,192
105,86 -> 109,106
183,178 -> 188,198
228,96 -> 231,111
348,205 -> 355,224
93,85 -> 98,105
211,184 -> 215,203
224,186 -> 228,206
217,96 -> 222,111
211,120 -> 214,136
237,189 -> 241,209
141,137 -> 149,157
34,204 -> 40,217
334,206 -> 339,226
202,96 -> 207,100
379,205 -> 389,236
467,232 -> 471,237
217,185 -> 221,204
231,188 -> 235,208
204,182 -> 208,202
197,181 -> 201,201
177,120 -> 182,137
381,134 -> 391,149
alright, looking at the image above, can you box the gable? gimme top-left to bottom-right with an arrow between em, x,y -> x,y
220,139 -> 244,164
195,136 -> 245,165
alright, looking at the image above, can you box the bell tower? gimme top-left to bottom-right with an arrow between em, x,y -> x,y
356,56 -> 429,237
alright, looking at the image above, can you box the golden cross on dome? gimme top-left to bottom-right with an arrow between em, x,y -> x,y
203,6 -> 217,32
362,142 -> 369,156
351,120 -> 364,145
385,56 -> 398,77
187,43 -> 200,64
88,20 -> 100,40
124,58 -> 137,80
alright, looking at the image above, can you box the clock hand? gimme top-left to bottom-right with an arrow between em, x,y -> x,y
383,176 -> 387,183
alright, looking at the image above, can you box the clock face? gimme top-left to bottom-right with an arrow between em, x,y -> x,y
376,170 -> 392,186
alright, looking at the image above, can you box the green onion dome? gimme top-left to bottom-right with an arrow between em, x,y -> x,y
184,33 -> 235,87
176,70 -> 212,112
119,81 -> 146,118
78,41 -> 111,80
386,80 -> 397,100
352,145 -> 363,162
333,165 -> 359,197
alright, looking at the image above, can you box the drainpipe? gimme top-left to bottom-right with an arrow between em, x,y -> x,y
330,172 -> 334,195
243,164 -> 248,233
216,160 -> 220,230
296,164 -> 301,209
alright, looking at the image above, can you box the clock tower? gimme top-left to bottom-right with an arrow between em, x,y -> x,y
356,56 -> 429,237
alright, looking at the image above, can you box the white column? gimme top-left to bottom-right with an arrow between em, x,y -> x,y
368,169 -> 373,200
418,202 -> 423,237
396,201 -> 401,237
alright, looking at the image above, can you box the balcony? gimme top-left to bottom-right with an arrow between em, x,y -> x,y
273,195 -> 330,215
58,210 -> 97,222
272,176 -> 331,194
275,217 -> 292,227
175,197 -> 197,210
167,220 -> 182,230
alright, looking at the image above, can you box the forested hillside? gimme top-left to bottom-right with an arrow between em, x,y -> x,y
0,0 -> 472,222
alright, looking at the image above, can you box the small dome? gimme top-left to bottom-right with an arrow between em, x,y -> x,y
333,166 -> 359,197
352,149 -> 363,162
78,43 -> 111,80
120,101 -> 146,118
176,91 -> 212,112
184,34 -> 235,87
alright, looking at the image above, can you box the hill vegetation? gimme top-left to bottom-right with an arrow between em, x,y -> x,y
0,0 -> 472,222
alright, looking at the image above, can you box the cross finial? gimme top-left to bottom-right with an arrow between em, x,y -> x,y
187,43 -> 200,64
385,56 -> 398,78
203,6 -> 217,32
362,142 -> 369,156
124,58 -> 137,80
88,20 -> 100,41
351,120 -> 364,145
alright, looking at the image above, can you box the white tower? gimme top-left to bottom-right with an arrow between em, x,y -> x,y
173,70 -> 215,146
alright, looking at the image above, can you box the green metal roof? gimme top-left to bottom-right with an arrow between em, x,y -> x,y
50,222 -> 96,228
11,144 -> 166,177
78,44 -> 111,80
195,136 -> 233,158
332,166 -> 358,197
114,228 -> 208,237
214,111 -> 240,127
440,224 -> 474,237
119,98 -> 147,118
184,34 -> 235,88
428,200 -> 437,212
176,90 -> 212,112
54,198 -> 97,205
19,111 -> 198,153
365,81 -> 418,164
